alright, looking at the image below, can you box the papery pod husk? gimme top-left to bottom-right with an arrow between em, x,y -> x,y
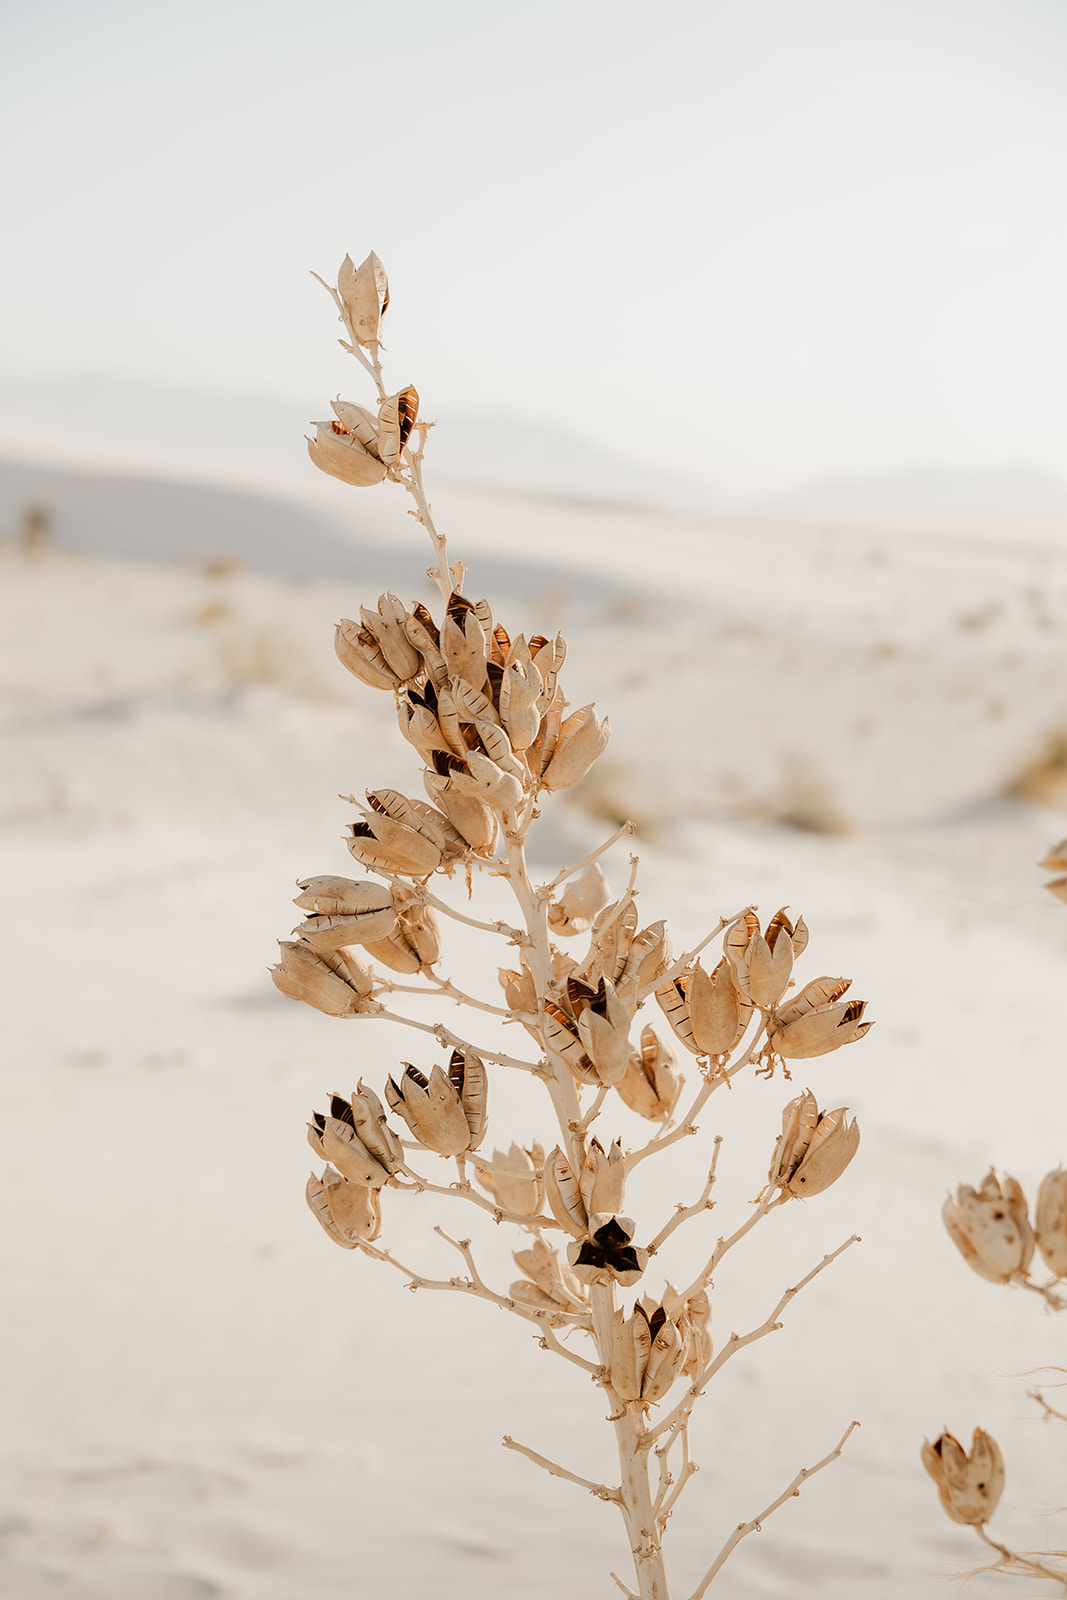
510,1280 -> 566,1312
337,250 -> 388,346
359,593 -> 422,681
397,696 -> 450,760
306,1167 -> 381,1246
642,1314 -> 689,1404
472,717 -> 528,783
616,921 -> 671,1008
543,1003 -> 599,1084
361,928 -> 422,975
308,421 -> 389,487
271,940 -> 373,1016
499,644 -> 544,751
745,925 -> 795,1010
766,906 -> 809,959
579,1138 -> 626,1218
499,964 -> 538,1017
773,975 -> 852,1028
294,876 -> 395,918
526,688 -> 565,782
543,1146 -> 589,1239
295,907 -> 399,952
369,790 -> 467,861
722,910 -> 761,995
575,983 -> 632,1087
609,1306 -> 653,1401
431,686 -> 470,760
376,386 -> 419,467
655,972 -> 700,1055
921,1430 -> 1006,1527
567,1215 -> 648,1288
578,898 -> 638,989
770,998 -> 871,1060
1035,1167 -> 1067,1277
449,1047 -> 488,1150
617,1025 -> 683,1120
367,894 -> 441,971
441,596 -> 489,690
512,1237 -> 586,1310
308,1092 -> 392,1187
424,769 -> 499,855
450,675 -> 501,730
530,632 -> 566,712
331,399 -> 381,452
688,958 -> 752,1056
769,1090 -> 820,1188
944,1170 -> 1035,1283
450,750 -> 525,813
385,1062 -> 472,1156
334,618 -> 400,689
542,704 -> 610,791
547,863 -> 610,938
404,606 -> 449,690
786,1107 -> 860,1197
476,1141 -> 544,1216
350,1081 -> 404,1172
682,1289 -> 712,1378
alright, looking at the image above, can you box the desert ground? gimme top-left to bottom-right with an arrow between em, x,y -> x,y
4,456 -> 1067,1598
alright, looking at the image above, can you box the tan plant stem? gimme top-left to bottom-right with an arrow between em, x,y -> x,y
401,429 -> 455,602
628,1027 -> 769,1169
372,1008 -> 545,1074
974,1527 -> 1067,1588
502,1435 -> 621,1502
647,1138 -> 722,1257
686,1421 -> 860,1598
355,1235 -> 588,1328
383,977 -> 513,1019
542,820 -> 637,893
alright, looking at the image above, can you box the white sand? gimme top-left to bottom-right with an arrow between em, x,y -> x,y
4,475 -> 1067,1598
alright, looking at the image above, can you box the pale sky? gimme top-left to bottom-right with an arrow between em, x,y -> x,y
3,0 -> 1066,495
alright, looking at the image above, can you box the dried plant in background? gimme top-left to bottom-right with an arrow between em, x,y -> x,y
271,249 -> 873,1599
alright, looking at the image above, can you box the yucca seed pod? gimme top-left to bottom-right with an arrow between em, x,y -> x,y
641,1312 -> 689,1404
616,921 -> 671,1008
498,962 -> 538,1017
397,693 -> 450,759
526,688 -> 565,781
402,604 -> 448,688
424,769 -> 499,856
768,975 -> 872,1059
358,593 -> 421,682
270,940 -> 376,1016
530,632 -> 566,711
362,892 -> 441,975
307,1089 -> 400,1187
567,1215 -> 648,1288
499,646 -> 543,751
306,1166 -> 382,1246
770,1093 -> 860,1198
578,898 -> 638,990
547,863 -> 611,938
728,907 -> 806,1010
1035,1167 -> 1067,1277
346,804 -> 443,878
475,1141 -> 545,1216
943,1170 -> 1035,1284
542,704 -> 610,791
336,250 -> 388,347
440,594 -> 489,691
449,750 -> 525,813
578,1138 -> 626,1218
375,386 -> 419,467
543,1146 -> 589,1239
609,1304 -> 653,1401
921,1429 -> 1005,1526
292,876 -> 397,950
617,1025 -> 683,1120
573,978 -> 632,1087
334,617 -> 401,689
687,958 -> 753,1056
386,1048 -> 487,1156
308,417 -> 388,486
330,399 -> 381,452
511,1237 -> 587,1312
655,973 -> 699,1055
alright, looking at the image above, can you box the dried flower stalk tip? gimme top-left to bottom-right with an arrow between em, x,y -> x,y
942,1169 -> 1035,1284
921,1429 -> 1005,1526
337,250 -> 389,347
307,1166 -> 382,1246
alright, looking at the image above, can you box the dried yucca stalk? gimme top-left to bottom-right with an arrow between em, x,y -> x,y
922,847 -> 1067,1591
272,249 -> 873,1599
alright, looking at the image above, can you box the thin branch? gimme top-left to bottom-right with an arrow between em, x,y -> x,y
975,1527 -> 1067,1589
355,1234 -> 589,1327
502,1435 -> 621,1504
609,1574 -> 639,1599
627,1030 -> 767,1169
676,1190 -> 784,1304
578,1085 -> 609,1133
647,1137 -> 722,1256
535,1321 -> 602,1376
542,820 -> 636,893
373,1008 -> 545,1074
310,269 -> 387,400
655,1422 -> 696,1531
651,1234 -> 860,1443
383,976 -> 513,1019
417,884 -> 526,943
640,906 -> 753,1001
687,1421 -> 859,1598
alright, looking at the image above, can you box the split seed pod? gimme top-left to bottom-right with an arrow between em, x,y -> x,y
617,1026 -> 683,1121
375,387 -> 419,468
943,1170 -> 1035,1284
1035,1167 -> 1067,1278
475,1142 -> 545,1217
567,1215 -> 648,1288
572,979 -> 632,1086
308,413 -> 388,487
686,958 -> 754,1056
541,704 -> 610,791
449,750 -> 525,814
921,1429 -> 1005,1526
385,1048 -> 487,1156
358,593 -> 422,682
271,940 -> 376,1016
609,1304 -> 689,1404
346,790 -> 464,878
307,1085 -> 402,1187
306,1166 -> 382,1246
336,250 -> 388,347
334,616 -> 403,690
424,768 -> 499,855
510,1237 -> 587,1312
768,975 -> 872,1059
361,889 -> 441,975
725,907 -> 808,1009
440,593 -> 490,691
547,863 -> 611,937
769,1092 -> 861,1198
292,876 -> 397,951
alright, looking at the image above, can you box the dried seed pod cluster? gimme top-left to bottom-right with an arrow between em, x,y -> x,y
942,1165 -> 1067,1291
272,245 -> 874,1599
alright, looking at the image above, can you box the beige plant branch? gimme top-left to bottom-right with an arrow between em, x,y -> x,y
502,1435 -> 622,1503
687,1420 -> 860,1598
627,1027 -> 769,1169
642,907 -> 754,1000
654,1418 -> 696,1532
542,820 -> 637,894
383,975 -> 515,1019
974,1527 -> 1067,1590
311,268 -> 387,399
677,1189 -> 785,1303
647,1138 -> 722,1257
372,1008 -> 546,1074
